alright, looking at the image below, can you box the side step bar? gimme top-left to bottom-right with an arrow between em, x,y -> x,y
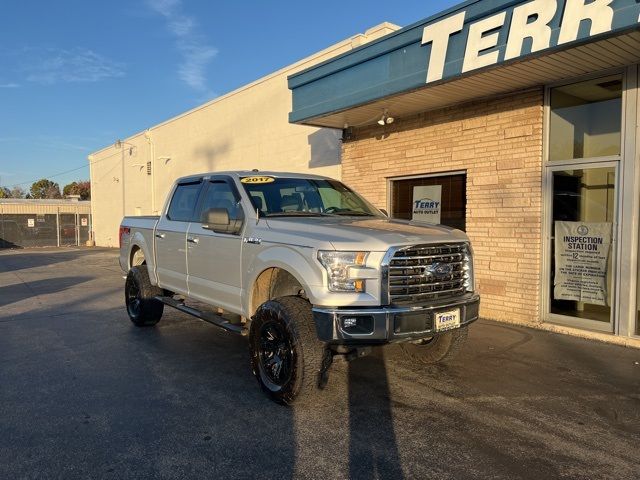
155,296 -> 247,336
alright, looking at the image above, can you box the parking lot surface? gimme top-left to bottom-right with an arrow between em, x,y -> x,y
1,247 -> 639,480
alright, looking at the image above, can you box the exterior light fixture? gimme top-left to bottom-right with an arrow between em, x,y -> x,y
378,110 -> 394,126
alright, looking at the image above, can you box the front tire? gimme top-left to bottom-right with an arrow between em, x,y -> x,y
399,326 -> 468,364
249,296 -> 325,405
125,266 -> 164,327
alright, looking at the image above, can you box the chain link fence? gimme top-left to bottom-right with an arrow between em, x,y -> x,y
0,200 -> 92,248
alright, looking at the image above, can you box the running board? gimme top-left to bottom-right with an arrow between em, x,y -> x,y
156,296 -> 247,336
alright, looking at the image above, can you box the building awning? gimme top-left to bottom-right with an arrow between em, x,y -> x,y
288,0 -> 640,129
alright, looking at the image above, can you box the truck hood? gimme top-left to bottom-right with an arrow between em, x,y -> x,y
263,217 -> 468,251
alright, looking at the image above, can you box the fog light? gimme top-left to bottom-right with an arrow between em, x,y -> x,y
339,315 -> 374,335
343,317 -> 358,328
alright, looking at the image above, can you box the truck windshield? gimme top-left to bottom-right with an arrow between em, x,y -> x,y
240,177 -> 382,218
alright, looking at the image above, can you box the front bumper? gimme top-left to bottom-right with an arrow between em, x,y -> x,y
312,294 -> 480,344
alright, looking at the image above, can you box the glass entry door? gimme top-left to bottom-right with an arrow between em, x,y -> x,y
546,164 -> 617,332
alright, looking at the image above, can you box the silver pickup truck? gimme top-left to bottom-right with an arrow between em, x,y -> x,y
119,171 -> 480,404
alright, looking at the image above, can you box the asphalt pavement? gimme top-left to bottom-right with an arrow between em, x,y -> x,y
0,247 -> 638,480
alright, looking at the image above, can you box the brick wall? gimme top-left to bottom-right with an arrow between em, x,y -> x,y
343,88 -> 544,325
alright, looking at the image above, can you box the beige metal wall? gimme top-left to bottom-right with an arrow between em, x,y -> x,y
0,200 -> 91,215
89,24 -> 399,247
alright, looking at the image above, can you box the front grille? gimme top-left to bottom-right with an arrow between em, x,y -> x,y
388,243 -> 468,305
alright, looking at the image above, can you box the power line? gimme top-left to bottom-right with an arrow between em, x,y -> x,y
0,153 -> 117,189
2,164 -> 89,189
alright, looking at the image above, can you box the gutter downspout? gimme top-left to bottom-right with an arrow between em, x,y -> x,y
144,129 -> 156,215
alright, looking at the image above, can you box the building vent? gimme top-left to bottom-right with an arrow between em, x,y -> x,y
146,162 -> 152,176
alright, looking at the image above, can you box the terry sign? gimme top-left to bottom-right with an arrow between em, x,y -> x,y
421,0 -> 634,84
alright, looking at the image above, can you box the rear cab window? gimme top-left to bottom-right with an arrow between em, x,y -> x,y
167,182 -> 202,222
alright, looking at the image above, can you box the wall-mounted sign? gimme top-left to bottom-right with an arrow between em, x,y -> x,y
27,219 -> 35,228
412,185 -> 442,224
421,0 -> 631,84
554,221 -> 612,306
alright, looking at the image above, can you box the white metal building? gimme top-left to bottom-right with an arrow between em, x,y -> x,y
88,23 -> 399,247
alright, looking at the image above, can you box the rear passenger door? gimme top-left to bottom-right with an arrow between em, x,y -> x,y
155,179 -> 203,295
187,177 -> 245,311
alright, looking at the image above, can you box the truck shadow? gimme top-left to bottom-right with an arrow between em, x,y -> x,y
0,276 -> 93,309
347,350 -> 405,479
0,248 -> 110,274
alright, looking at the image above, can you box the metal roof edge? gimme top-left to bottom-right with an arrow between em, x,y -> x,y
288,21 -> 640,125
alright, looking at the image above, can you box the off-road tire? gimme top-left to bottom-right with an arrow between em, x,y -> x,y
249,296 -> 325,405
399,326 -> 469,364
125,266 -> 164,327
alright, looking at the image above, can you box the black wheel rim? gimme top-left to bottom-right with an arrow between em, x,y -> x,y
258,319 -> 294,390
126,277 -> 141,317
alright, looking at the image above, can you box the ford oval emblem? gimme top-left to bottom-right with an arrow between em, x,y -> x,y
430,262 -> 453,278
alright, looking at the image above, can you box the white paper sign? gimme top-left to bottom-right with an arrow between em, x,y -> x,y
554,221 -> 612,306
412,185 -> 442,224
81,218 -> 88,227
27,218 -> 35,228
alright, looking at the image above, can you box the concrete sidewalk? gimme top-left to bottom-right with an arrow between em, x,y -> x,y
1,247 -> 639,479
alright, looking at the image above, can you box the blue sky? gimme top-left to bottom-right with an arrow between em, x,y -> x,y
0,0 -> 459,191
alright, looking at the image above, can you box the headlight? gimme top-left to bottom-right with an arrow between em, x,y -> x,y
462,242 -> 475,293
318,251 -> 369,293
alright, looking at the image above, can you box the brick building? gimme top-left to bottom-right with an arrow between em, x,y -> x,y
289,0 -> 640,344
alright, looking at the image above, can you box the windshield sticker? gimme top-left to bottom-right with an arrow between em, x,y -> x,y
241,176 -> 275,184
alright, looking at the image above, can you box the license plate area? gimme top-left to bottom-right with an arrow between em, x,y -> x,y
435,308 -> 461,332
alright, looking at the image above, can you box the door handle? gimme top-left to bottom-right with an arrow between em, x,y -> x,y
187,237 -> 199,244
155,233 -> 166,239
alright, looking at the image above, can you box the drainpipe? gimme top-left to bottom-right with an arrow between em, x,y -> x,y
144,129 -> 155,214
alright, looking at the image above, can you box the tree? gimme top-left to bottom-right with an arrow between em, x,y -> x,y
63,182 -> 77,197
0,186 -> 25,198
63,180 -> 90,200
30,179 -> 62,199
10,186 -> 25,198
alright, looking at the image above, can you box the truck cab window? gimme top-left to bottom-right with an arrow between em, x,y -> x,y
167,182 -> 202,222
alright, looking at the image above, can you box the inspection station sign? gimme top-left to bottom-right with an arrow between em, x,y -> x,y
554,221 -> 612,306
412,186 -> 442,224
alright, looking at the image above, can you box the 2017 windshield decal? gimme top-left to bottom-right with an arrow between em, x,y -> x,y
240,176 -> 275,184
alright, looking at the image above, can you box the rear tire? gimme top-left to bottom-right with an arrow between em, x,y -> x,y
125,266 -> 164,327
249,296 -> 325,405
399,326 -> 468,364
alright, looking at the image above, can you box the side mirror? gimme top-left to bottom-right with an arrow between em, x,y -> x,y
202,208 -> 243,235
202,208 -> 229,229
